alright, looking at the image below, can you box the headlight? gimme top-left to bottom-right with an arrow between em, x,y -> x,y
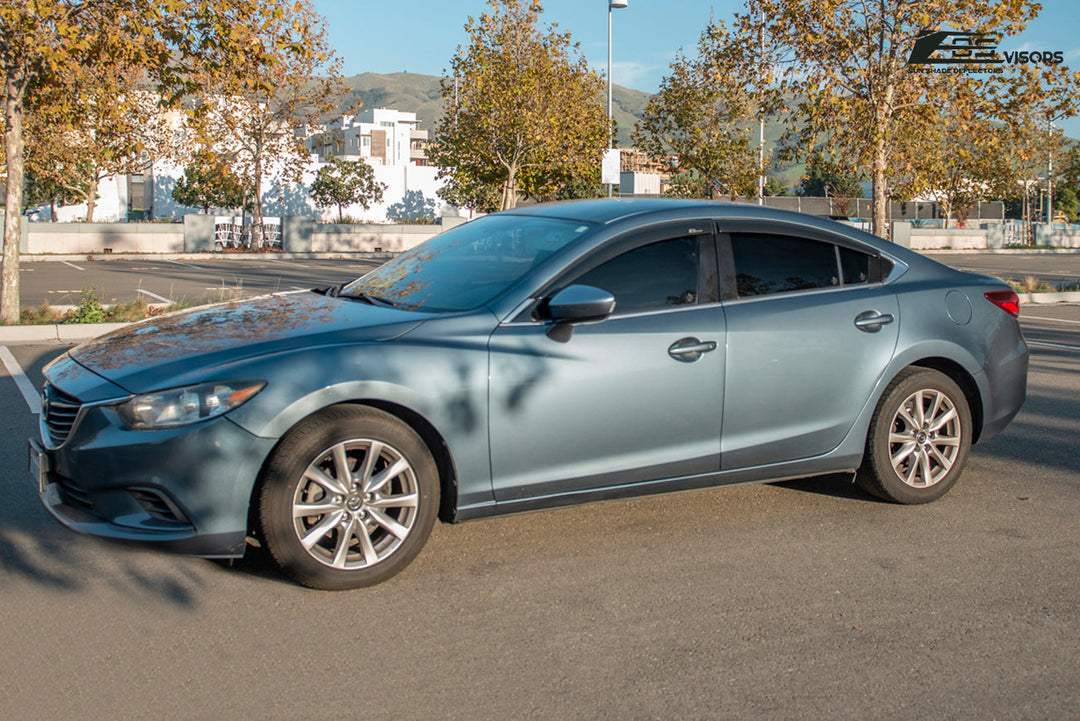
116,381 -> 266,430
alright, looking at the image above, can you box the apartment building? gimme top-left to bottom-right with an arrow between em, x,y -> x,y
309,108 -> 430,167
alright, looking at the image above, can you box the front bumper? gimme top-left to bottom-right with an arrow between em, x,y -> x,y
34,403 -> 278,558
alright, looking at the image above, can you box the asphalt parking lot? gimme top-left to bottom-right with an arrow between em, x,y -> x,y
15,250 -> 1080,312
1,256 -> 1078,719
925,251 -> 1080,289
18,256 -> 382,309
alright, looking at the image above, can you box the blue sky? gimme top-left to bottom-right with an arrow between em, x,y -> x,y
314,0 -> 1080,137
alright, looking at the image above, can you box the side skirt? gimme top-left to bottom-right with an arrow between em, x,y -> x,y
453,452 -> 862,522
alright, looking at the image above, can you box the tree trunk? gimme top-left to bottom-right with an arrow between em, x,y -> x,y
871,83 -> 896,240
871,123 -> 889,239
252,154 -> 264,248
1,65 -> 27,325
86,174 -> 99,223
502,165 -> 518,210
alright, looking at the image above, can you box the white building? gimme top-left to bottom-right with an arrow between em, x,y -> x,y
308,108 -> 431,168
37,106 -> 448,225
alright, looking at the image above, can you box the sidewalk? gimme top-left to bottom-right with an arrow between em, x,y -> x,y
0,322 -> 131,345
20,250 -> 395,263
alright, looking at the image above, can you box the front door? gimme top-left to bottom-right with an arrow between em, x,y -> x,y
487,227 -> 726,502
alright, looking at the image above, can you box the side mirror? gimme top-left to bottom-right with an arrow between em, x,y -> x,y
546,285 -> 616,324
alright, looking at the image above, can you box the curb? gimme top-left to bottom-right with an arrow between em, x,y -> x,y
1020,291 -> 1080,304
923,248 -> 1080,255
21,251 -> 396,263
0,322 -> 130,345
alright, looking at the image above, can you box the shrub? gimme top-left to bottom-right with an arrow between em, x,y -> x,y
67,288 -> 107,324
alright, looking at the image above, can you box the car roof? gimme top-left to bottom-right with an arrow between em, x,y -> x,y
503,198 -> 719,224
501,198 -> 898,256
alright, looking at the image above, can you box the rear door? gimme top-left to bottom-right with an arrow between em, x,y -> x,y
717,227 -> 899,469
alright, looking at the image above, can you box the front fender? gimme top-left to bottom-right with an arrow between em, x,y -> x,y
223,338 -> 494,509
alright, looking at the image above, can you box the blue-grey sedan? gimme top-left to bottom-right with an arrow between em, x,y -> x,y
31,199 -> 1028,589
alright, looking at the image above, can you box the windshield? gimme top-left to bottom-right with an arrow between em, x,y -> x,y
340,214 -> 595,312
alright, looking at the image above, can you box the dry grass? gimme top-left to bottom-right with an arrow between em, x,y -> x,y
14,281 -> 248,326
1005,276 -> 1080,294
19,302 -> 66,325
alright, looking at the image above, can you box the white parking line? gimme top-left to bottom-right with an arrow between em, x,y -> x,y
167,260 -> 203,269
0,346 -> 42,415
1028,341 -> 1080,351
267,259 -> 310,268
62,261 -> 86,271
137,289 -> 172,303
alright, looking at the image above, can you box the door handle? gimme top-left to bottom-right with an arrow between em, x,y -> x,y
854,310 -> 894,332
668,337 -> 717,362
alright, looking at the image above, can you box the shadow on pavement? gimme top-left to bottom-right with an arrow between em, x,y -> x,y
771,472 -> 877,501
0,345 -> 230,606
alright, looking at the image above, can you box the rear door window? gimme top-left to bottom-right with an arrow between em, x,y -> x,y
729,233 -> 839,297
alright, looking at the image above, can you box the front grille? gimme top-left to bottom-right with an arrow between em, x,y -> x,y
43,383 -> 82,446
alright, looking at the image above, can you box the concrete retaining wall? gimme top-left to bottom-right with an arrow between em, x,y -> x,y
1,211 -> 33,253
27,222 -> 185,254
1034,224 -> 1080,248
908,228 -> 988,250
25,215 -> 468,255
312,224 -> 439,252
892,222 -> 1080,250
890,223 -> 991,250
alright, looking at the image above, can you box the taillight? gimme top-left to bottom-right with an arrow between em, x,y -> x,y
985,289 -> 1020,318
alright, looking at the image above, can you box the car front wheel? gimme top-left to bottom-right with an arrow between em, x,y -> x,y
857,367 -> 972,504
257,406 -> 439,590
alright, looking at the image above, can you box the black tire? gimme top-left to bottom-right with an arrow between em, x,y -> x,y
856,367 -> 972,504
257,405 -> 439,590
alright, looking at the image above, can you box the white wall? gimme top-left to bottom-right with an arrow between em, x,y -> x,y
44,175 -> 128,223
146,156 -> 451,224
908,228 -> 988,250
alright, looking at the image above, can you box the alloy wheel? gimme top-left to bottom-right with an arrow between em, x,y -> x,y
887,388 -> 962,488
291,438 -> 420,570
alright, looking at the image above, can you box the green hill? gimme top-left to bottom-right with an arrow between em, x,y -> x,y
339,71 -> 804,190
341,71 -> 652,147
341,72 -> 446,130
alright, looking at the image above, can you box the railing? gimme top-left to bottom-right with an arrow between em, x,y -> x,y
213,216 -> 282,250
1002,220 -> 1034,247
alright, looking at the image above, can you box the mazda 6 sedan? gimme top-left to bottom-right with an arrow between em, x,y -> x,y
32,199 -> 1028,589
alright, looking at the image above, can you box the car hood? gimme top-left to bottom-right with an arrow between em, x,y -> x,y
68,291 -> 427,393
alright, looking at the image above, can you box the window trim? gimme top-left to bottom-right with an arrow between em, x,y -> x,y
508,221 -> 720,324
717,225 -> 897,302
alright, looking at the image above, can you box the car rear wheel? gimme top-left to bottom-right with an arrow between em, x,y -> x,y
257,406 -> 438,590
857,367 -> 972,504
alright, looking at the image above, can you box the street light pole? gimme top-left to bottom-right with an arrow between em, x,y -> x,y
608,0 -> 627,198
1047,114 -> 1054,224
757,5 -> 765,205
